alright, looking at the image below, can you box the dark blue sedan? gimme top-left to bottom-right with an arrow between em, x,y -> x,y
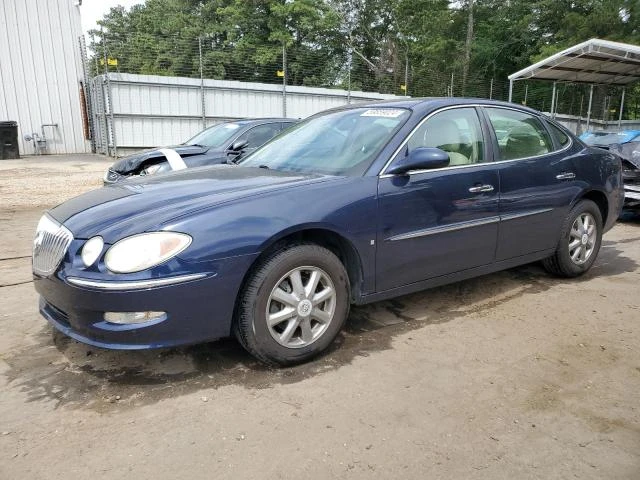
33,98 -> 624,365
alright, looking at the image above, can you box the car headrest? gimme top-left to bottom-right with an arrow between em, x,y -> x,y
424,119 -> 462,151
504,125 -> 542,158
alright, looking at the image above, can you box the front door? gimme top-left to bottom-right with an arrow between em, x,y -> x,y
376,107 -> 500,292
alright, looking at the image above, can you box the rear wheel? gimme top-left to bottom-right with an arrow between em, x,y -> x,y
235,244 -> 350,366
542,199 -> 603,277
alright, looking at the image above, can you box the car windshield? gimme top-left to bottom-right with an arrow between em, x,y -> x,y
582,131 -> 638,146
239,108 -> 410,175
185,122 -> 243,148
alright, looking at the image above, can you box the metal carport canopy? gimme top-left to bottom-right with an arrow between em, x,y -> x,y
508,39 -> 640,129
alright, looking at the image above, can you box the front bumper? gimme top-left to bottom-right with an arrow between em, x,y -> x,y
34,254 -> 256,349
624,183 -> 640,207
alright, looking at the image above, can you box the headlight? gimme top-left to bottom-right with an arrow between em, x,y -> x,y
104,232 -> 192,273
81,236 -> 104,267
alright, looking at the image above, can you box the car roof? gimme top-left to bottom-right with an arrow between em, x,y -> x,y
320,97 -> 544,117
230,118 -> 296,126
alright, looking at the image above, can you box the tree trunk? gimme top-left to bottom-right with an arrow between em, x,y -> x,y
462,0 -> 474,96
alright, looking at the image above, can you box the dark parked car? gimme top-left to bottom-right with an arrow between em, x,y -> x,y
34,99 -> 623,365
103,118 -> 296,184
579,129 -> 640,210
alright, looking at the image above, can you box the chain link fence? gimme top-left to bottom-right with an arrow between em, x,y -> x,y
80,31 -> 634,156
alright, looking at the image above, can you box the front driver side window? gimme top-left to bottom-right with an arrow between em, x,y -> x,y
486,108 -> 553,160
408,107 -> 485,166
235,124 -> 281,148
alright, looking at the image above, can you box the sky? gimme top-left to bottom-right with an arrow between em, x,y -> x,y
80,0 -> 142,35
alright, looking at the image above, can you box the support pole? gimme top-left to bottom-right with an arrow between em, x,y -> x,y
550,82 -> 557,117
347,47 -> 352,104
404,51 -> 409,96
489,78 -> 493,99
508,79 -> 513,102
282,44 -> 287,117
586,84 -> 594,131
102,28 -> 117,158
618,87 -> 626,128
524,84 -> 528,105
199,37 -> 205,129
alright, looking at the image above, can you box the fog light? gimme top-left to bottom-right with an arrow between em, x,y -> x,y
104,311 -> 165,324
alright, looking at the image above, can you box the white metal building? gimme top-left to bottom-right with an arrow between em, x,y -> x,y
0,0 -> 90,155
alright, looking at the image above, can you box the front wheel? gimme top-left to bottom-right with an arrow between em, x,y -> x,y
234,244 -> 350,366
542,199 -> 603,278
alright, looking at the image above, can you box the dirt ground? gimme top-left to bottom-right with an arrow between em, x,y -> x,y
1,155 -> 639,479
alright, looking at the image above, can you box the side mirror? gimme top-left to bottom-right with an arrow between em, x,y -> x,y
230,139 -> 248,152
385,147 -> 450,175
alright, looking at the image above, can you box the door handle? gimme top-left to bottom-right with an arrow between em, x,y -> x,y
556,172 -> 576,180
468,184 -> 494,193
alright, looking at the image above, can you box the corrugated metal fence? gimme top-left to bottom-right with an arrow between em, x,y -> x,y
90,73 -> 405,157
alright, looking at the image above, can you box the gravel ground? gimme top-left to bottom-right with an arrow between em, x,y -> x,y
0,155 -> 639,479
0,155 -> 111,209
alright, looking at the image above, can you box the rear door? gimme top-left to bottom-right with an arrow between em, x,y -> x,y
376,106 -> 500,292
482,107 -> 581,261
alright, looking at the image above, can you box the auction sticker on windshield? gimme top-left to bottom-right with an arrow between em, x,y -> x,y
360,109 -> 405,118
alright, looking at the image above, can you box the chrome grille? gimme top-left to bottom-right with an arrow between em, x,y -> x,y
32,214 -> 73,277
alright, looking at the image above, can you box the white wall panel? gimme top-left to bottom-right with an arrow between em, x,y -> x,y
0,0 -> 90,155
106,73 -> 405,149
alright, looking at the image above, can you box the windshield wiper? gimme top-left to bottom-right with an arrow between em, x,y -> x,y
258,165 -> 270,169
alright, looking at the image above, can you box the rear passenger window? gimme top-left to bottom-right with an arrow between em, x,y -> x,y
546,122 -> 571,148
486,108 -> 553,160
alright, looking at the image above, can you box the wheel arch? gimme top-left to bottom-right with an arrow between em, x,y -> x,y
575,189 -> 609,226
233,226 -> 364,324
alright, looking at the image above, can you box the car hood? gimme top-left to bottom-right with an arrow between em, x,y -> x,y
111,144 -> 220,174
49,165 -> 333,239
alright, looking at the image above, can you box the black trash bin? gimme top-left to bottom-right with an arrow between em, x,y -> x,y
0,121 -> 20,159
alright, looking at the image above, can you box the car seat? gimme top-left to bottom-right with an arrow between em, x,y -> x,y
503,126 -> 548,160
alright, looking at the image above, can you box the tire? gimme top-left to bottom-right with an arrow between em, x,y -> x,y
542,199 -> 603,278
234,243 -> 350,366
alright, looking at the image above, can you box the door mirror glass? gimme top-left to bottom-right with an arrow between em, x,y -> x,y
386,147 -> 450,175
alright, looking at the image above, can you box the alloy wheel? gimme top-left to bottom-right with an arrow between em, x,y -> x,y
568,212 -> 597,265
265,266 -> 336,348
